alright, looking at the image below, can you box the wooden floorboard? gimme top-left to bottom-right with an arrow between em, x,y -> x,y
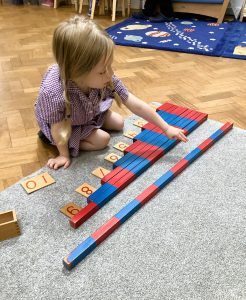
0,5 -> 245,191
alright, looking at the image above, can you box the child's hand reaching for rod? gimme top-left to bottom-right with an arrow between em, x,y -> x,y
165,126 -> 188,142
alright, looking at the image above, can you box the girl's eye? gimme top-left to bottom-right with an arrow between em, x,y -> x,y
100,71 -> 106,75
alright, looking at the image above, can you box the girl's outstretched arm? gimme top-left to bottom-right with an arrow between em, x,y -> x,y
124,92 -> 188,142
47,122 -> 71,170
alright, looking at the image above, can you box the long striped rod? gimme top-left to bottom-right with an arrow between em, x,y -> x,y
63,122 -> 233,270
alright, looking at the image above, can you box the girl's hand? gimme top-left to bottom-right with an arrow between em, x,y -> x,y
47,156 -> 71,170
165,126 -> 188,142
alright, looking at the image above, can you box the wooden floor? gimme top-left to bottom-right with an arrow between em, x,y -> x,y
0,5 -> 245,191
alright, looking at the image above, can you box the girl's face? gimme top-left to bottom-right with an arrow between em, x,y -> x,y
74,55 -> 114,92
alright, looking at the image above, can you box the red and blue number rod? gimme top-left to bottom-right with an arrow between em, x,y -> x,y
63,122 -> 233,270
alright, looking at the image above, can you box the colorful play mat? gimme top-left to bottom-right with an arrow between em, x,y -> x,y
106,18 -> 246,59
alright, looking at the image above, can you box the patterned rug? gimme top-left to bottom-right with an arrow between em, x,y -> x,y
1,111 -> 246,299
106,18 -> 246,59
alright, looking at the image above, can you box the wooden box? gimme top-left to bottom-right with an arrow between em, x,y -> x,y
0,210 -> 21,241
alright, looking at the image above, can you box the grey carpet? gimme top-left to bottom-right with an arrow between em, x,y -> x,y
1,114 -> 246,300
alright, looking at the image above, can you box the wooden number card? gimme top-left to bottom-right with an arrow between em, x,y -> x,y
104,153 -> 122,163
76,182 -> 96,198
123,131 -> 138,139
113,142 -> 129,152
92,167 -> 110,179
21,172 -> 55,194
60,202 -> 82,218
133,119 -> 148,128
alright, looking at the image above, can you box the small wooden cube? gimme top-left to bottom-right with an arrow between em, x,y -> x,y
0,210 -> 21,241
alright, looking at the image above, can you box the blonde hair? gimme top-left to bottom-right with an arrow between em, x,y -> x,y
52,16 -> 121,145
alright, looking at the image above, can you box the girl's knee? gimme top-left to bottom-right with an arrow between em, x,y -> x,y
80,129 -> 110,151
116,117 -> 124,131
112,115 -> 124,131
103,111 -> 124,131
92,130 -> 110,150
100,131 -> 110,148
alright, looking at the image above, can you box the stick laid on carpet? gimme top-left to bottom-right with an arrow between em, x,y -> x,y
63,122 -> 233,270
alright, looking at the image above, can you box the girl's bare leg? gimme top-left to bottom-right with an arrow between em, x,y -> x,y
79,129 -> 110,151
102,110 -> 124,131
79,111 -> 124,151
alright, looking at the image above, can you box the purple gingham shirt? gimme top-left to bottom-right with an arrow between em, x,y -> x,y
35,64 -> 129,157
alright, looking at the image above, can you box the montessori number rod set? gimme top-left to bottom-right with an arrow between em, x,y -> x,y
63,122 -> 233,269
70,102 -> 208,228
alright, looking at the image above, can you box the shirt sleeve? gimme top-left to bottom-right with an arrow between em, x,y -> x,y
36,89 -> 65,124
111,74 -> 129,102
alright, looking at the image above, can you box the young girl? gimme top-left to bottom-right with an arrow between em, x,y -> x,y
35,16 -> 187,170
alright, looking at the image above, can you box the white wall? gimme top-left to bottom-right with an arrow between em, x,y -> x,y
228,0 -> 245,18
